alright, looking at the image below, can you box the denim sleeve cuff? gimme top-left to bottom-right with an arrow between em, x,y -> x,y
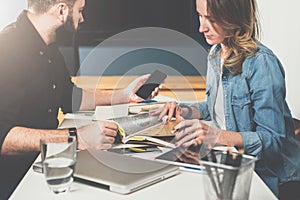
239,131 -> 263,159
197,104 -> 210,120
191,102 -> 210,120
178,102 -> 210,120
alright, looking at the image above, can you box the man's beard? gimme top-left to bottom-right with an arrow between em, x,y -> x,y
56,15 -> 77,46
65,14 -> 76,33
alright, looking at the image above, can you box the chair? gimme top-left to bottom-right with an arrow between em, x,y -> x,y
293,118 -> 300,143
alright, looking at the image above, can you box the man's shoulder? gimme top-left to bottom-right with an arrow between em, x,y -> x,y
0,23 -> 19,45
0,23 -> 26,75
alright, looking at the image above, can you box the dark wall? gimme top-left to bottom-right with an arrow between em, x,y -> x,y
57,0 -> 210,76
77,0 -> 209,48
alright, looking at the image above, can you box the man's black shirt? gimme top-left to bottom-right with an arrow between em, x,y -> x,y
0,11 -> 82,198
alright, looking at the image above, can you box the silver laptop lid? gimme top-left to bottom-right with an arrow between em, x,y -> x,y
74,149 -> 179,194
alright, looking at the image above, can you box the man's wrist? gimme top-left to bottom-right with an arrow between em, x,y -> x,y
68,127 -> 78,140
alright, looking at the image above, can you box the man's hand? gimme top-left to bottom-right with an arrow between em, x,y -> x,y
77,121 -> 118,150
124,74 -> 161,103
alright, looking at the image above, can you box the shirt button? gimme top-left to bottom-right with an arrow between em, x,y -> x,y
39,51 -> 44,55
53,84 -> 56,89
48,108 -> 52,113
48,59 -> 52,64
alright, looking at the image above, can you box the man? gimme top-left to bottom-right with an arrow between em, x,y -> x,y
0,0 -> 157,198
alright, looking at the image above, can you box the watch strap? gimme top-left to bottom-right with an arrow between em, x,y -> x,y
68,127 -> 78,139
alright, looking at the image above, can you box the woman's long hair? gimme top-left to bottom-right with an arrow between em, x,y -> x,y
207,0 -> 260,75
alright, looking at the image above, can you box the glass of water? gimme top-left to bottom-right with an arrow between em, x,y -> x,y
40,136 -> 77,194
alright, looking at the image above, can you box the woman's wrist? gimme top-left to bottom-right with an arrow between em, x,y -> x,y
217,129 -> 244,147
180,105 -> 193,118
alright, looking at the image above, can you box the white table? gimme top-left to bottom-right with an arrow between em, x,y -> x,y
10,153 -> 277,200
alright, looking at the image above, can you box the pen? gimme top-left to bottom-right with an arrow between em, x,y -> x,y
139,99 -> 158,104
210,150 -> 221,190
171,127 -> 185,134
220,149 -> 243,199
203,153 -> 220,198
108,146 -> 161,154
179,166 -> 202,173
129,147 -> 162,153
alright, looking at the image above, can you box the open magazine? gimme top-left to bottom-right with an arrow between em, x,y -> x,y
58,107 -> 178,148
111,113 -> 177,148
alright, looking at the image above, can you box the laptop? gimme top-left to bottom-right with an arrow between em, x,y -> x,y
34,149 -> 179,194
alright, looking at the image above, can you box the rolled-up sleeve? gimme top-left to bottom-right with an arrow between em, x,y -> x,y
241,53 -> 289,162
239,131 -> 262,158
179,101 -> 211,120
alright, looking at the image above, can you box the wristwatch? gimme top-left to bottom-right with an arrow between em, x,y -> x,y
68,127 -> 78,140
180,105 -> 193,118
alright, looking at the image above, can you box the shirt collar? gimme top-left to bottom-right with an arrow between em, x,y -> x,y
16,10 -> 57,55
209,44 -> 236,76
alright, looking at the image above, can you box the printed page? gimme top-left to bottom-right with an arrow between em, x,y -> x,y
112,113 -> 163,143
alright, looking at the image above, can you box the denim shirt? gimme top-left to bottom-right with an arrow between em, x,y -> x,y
183,43 -> 300,196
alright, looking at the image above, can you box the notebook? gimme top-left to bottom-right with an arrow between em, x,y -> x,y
33,149 -> 179,194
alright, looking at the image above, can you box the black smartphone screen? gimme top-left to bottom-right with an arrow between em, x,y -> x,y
136,70 -> 167,99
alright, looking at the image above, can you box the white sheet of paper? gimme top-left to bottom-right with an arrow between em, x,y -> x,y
94,104 -> 128,120
58,118 -> 94,129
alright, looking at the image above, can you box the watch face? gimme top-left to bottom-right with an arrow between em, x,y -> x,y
69,128 -> 78,139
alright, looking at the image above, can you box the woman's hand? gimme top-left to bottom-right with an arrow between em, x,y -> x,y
150,101 -> 182,121
174,119 -> 210,147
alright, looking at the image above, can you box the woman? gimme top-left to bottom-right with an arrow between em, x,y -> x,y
155,0 -> 300,198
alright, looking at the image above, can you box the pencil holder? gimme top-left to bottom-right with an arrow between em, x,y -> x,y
201,150 -> 256,200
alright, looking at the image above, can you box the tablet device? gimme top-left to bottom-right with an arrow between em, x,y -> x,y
155,145 -> 203,170
136,70 -> 167,99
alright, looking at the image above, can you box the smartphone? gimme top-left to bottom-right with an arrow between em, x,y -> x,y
136,70 -> 167,99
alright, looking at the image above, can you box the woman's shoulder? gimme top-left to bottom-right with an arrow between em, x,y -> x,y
243,42 -> 284,77
245,43 -> 279,65
256,43 -> 276,56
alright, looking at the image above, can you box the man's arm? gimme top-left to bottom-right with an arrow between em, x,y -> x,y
1,121 -> 118,155
1,127 -> 69,155
79,89 -> 129,110
79,74 -> 152,110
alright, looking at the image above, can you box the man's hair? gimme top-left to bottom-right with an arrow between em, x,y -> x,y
28,0 -> 76,14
